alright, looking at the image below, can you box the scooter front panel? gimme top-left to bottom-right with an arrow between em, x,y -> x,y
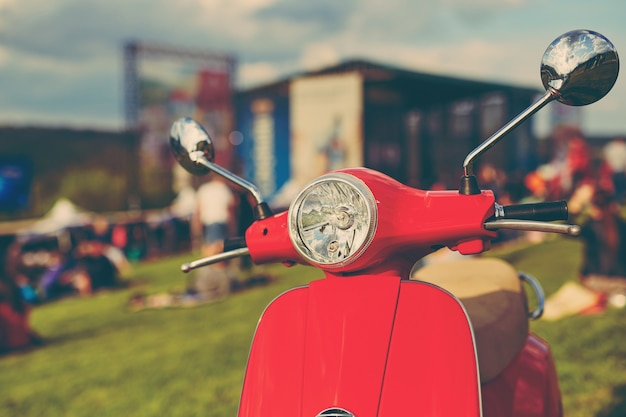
238,276 -> 480,416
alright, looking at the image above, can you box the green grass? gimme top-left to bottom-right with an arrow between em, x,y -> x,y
0,257 -> 322,417
1,239 -> 625,417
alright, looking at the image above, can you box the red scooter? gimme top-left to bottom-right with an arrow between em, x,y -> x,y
170,30 -> 619,417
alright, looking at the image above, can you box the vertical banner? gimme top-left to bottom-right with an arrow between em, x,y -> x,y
236,96 -> 290,200
287,72 -> 363,200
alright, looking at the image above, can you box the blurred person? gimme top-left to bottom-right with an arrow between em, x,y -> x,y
602,137 -> 626,202
125,224 -> 148,262
547,134 -> 592,200
38,250 -> 73,300
37,245 -> 111,300
88,216 -> 131,274
4,241 -> 38,303
0,245 -> 43,354
111,223 -> 128,254
41,228 -> 125,300
522,171 -> 548,203
170,185 -> 197,220
477,163 -> 507,202
90,216 -> 111,244
191,177 -> 237,301
531,126 -> 593,200
73,241 -> 118,292
195,176 -> 235,259
521,171 -> 550,243
168,185 -> 197,254
565,137 -> 593,192
568,160 -> 626,307
0,271 -> 42,353
85,216 -> 130,273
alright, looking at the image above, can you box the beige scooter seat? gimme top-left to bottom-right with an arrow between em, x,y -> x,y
412,257 -> 529,383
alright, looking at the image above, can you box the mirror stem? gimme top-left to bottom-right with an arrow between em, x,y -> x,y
191,152 -> 273,220
463,89 -> 557,176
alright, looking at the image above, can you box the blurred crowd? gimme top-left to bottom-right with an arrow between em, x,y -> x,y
479,126 -> 626,306
4,124 -> 626,352
0,210 -> 194,352
0,218 -> 124,353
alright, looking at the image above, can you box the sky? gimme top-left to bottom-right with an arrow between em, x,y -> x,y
1,0 -> 626,137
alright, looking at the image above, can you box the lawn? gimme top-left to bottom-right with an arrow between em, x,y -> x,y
1,237 -> 625,417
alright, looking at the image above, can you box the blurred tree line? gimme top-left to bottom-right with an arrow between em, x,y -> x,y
0,127 -> 175,221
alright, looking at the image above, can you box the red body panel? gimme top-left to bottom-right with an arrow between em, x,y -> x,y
482,334 -> 562,417
238,275 -> 481,417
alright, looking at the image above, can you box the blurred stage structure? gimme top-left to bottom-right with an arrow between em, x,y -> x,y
123,41 -> 237,205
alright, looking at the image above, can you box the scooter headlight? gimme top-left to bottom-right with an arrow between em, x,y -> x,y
288,173 -> 378,269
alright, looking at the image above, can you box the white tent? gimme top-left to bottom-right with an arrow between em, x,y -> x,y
24,198 -> 92,236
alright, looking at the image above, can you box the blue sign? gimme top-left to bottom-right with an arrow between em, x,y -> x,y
235,96 -> 290,202
0,157 -> 32,212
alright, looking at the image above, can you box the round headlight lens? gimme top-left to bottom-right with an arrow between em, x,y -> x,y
288,173 -> 377,268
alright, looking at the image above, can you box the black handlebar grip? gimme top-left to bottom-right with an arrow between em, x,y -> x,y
497,200 -> 569,222
224,236 -> 247,252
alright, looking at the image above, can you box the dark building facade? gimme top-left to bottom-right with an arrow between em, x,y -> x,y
235,59 -> 540,203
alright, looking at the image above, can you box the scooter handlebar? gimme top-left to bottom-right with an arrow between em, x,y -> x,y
494,200 -> 568,222
224,236 -> 247,252
486,200 -> 579,235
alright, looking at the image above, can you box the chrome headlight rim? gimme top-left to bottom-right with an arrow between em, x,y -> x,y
288,172 -> 378,269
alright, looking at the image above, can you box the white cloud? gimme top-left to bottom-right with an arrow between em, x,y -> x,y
197,0 -> 277,13
0,0 -> 624,135
0,0 -> 16,9
238,61 -> 281,88
192,0 -> 282,42
299,43 -> 340,71
328,37 -> 537,87
441,0 -> 529,6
